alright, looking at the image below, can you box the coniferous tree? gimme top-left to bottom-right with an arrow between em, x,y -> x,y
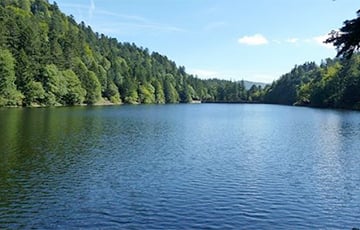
326,9 -> 360,58
0,49 -> 23,106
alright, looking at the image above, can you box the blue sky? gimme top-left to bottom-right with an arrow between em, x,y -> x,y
52,0 -> 359,83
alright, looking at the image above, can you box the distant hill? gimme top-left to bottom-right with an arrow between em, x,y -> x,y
243,81 -> 268,90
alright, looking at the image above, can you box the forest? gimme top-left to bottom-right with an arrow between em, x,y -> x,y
264,9 -> 360,110
0,0 -> 261,107
264,54 -> 360,110
0,0 -> 359,109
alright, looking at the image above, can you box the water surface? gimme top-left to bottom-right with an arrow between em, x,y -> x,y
0,104 -> 359,229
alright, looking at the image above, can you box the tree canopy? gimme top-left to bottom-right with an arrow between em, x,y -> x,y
326,9 -> 360,58
0,0 -> 264,107
0,0 -> 358,110
263,55 -> 360,110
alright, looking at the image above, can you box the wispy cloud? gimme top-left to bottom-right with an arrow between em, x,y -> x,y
89,0 -> 95,20
57,3 -> 185,34
60,3 -> 89,10
286,38 -> 299,44
96,10 -> 148,23
97,21 -> 185,36
270,35 -> 334,49
89,8 -> 185,33
203,6 -> 219,15
272,39 -> 282,44
238,34 -> 268,46
203,21 -> 227,31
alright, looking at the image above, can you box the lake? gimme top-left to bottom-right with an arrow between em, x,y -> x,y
0,104 -> 359,229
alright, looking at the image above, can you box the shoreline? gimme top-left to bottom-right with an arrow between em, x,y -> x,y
1,101 -> 359,111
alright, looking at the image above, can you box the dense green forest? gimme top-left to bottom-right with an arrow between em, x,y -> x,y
0,0 -> 263,107
0,0 -> 359,109
263,55 -> 360,110
254,9 -> 360,110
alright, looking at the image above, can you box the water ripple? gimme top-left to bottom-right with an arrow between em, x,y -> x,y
1,105 -> 360,229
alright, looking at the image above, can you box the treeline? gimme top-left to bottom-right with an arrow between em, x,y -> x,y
1,0 -> 358,109
263,55 -> 360,110
0,0 -> 264,107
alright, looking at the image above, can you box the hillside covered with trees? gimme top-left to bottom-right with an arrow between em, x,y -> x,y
0,0 -> 264,107
0,0 -> 359,110
264,8 -> 360,110
263,55 -> 360,110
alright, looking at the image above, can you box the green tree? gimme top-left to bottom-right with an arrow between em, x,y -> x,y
121,77 -> 139,104
19,0 -> 31,12
0,49 -> 23,106
26,81 -> 46,105
73,58 -> 103,104
89,61 -> 107,93
0,0 -> 287,107
83,71 -> 102,104
163,75 -> 179,103
326,9 -> 360,58
139,82 -> 155,104
37,64 -> 68,105
248,85 -> 263,102
62,69 -> 86,105
153,79 -> 165,104
338,55 -> 360,108
105,81 -> 121,104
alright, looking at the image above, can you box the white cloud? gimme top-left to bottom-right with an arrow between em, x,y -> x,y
286,38 -> 299,43
313,34 -> 334,49
238,34 -> 268,46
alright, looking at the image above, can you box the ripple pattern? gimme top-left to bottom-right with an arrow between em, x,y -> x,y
0,105 -> 360,229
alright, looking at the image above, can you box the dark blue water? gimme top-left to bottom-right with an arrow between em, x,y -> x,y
0,104 -> 360,229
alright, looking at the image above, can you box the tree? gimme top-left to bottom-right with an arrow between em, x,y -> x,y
83,71 -> 102,104
248,85 -> 263,102
19,0 -> 31,12
62,69 -> 86,105
139,82 -> 155,104
120,77 -> 139,104
326,9 -> 360,58
153,79 -> 165,104
163,74 -> 179,103
1,0 -> 292,107
0,49 -> 23,106
26,81 -> 46,105
105,81 -> 121,104
337,55 -> 360,108
37,64 -> 67,105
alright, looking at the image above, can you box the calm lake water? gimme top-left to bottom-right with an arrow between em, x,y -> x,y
0,104 -> 359,229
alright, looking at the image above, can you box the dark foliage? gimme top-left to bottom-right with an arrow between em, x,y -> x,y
326,9 -> 360,58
